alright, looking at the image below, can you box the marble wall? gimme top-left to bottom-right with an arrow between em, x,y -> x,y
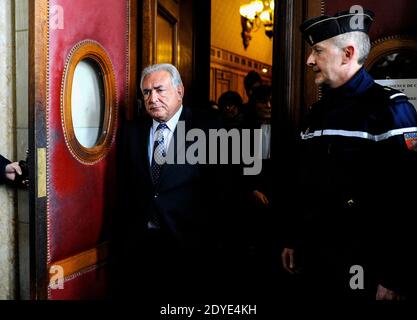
0,0 -> 29,300
0,0 -> 17,300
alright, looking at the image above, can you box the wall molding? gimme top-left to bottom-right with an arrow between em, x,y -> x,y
210,45 -> 272,77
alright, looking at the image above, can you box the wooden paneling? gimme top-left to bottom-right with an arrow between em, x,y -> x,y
190,0 -> 211,108
48,243 -> 108,280
159,0 -> 179,18
156,9 -> 177,65
141,0 -> 156,67
273,0 -> 306,143
178,0 -> 193,107
142,0 -> 179,66
139,0 -> 206,109
29,0 -> 49,299
302,0 -> 325,114
210,46 -> 272,103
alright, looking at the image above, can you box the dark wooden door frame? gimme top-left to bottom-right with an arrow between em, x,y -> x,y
272,0 -> 325,146
29,0 -> 48,300
139,0 -> 210,110
191,0 -> 211,109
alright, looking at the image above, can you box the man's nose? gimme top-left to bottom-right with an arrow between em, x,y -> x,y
149,89 -> 158,102
306,53 -> 315,67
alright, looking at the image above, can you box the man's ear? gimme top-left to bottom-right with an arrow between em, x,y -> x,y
342,45 -> 355,64
176,84 -> 184,99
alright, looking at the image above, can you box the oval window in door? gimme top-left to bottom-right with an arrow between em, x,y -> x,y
61,40 -> 117,164
71,58 -> 105,148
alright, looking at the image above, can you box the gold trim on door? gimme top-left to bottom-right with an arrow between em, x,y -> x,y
60,40 -> 118,164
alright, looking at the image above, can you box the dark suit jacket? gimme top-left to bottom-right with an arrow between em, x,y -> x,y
117,107 -> 221,253
0,154 -> 11,184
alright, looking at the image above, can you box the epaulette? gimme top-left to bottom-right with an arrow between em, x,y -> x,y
370,83 -> 409,103
366,83 -> 417,134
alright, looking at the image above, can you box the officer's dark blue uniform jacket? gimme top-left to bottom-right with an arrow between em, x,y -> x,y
285,67 -> 417,296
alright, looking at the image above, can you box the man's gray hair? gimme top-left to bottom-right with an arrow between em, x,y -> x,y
140,63 -> 183,90
332,31 -> 371,65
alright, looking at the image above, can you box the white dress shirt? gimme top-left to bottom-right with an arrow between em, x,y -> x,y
148,105 -> 183,164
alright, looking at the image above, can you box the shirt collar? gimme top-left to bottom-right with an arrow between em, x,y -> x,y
152,105 -> 183,132
323,67 -> 375,97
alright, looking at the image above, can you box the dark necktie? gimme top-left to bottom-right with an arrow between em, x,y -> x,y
151,123 -> 168,185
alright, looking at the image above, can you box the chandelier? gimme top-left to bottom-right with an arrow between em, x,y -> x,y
239,0 -> 274,49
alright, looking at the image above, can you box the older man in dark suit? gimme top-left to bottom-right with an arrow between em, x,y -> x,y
115,63 -> 221,301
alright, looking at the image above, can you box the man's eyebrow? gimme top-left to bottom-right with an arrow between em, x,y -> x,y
143,85 -> 164,92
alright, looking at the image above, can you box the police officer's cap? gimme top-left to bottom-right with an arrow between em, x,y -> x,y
300,9 -> 374,46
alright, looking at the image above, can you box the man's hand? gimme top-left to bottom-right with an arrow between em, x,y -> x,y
376,284 -> 404,300
281,247 -> 296,274
5,162 -> 28,187
253,190 -> 269,206
5,162 -> 22,181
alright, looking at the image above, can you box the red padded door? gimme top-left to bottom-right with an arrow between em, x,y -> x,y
30,0 -> 136,299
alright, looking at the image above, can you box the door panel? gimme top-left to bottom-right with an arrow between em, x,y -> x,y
49,263 -> 109,300
140,0 -> 211,109
30,0 -> 136,299
156,9 -> 177,64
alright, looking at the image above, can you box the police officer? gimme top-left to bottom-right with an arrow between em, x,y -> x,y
281,8 -> 417,300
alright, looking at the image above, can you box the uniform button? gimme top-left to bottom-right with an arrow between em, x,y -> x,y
347,198 -> 355,207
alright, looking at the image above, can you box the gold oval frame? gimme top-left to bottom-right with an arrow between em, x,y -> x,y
365,35 -> 417,71
61,40 -> 117,164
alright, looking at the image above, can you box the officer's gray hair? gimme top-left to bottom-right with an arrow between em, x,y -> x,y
140,63 -> 183,91
332,31 -> 371,65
